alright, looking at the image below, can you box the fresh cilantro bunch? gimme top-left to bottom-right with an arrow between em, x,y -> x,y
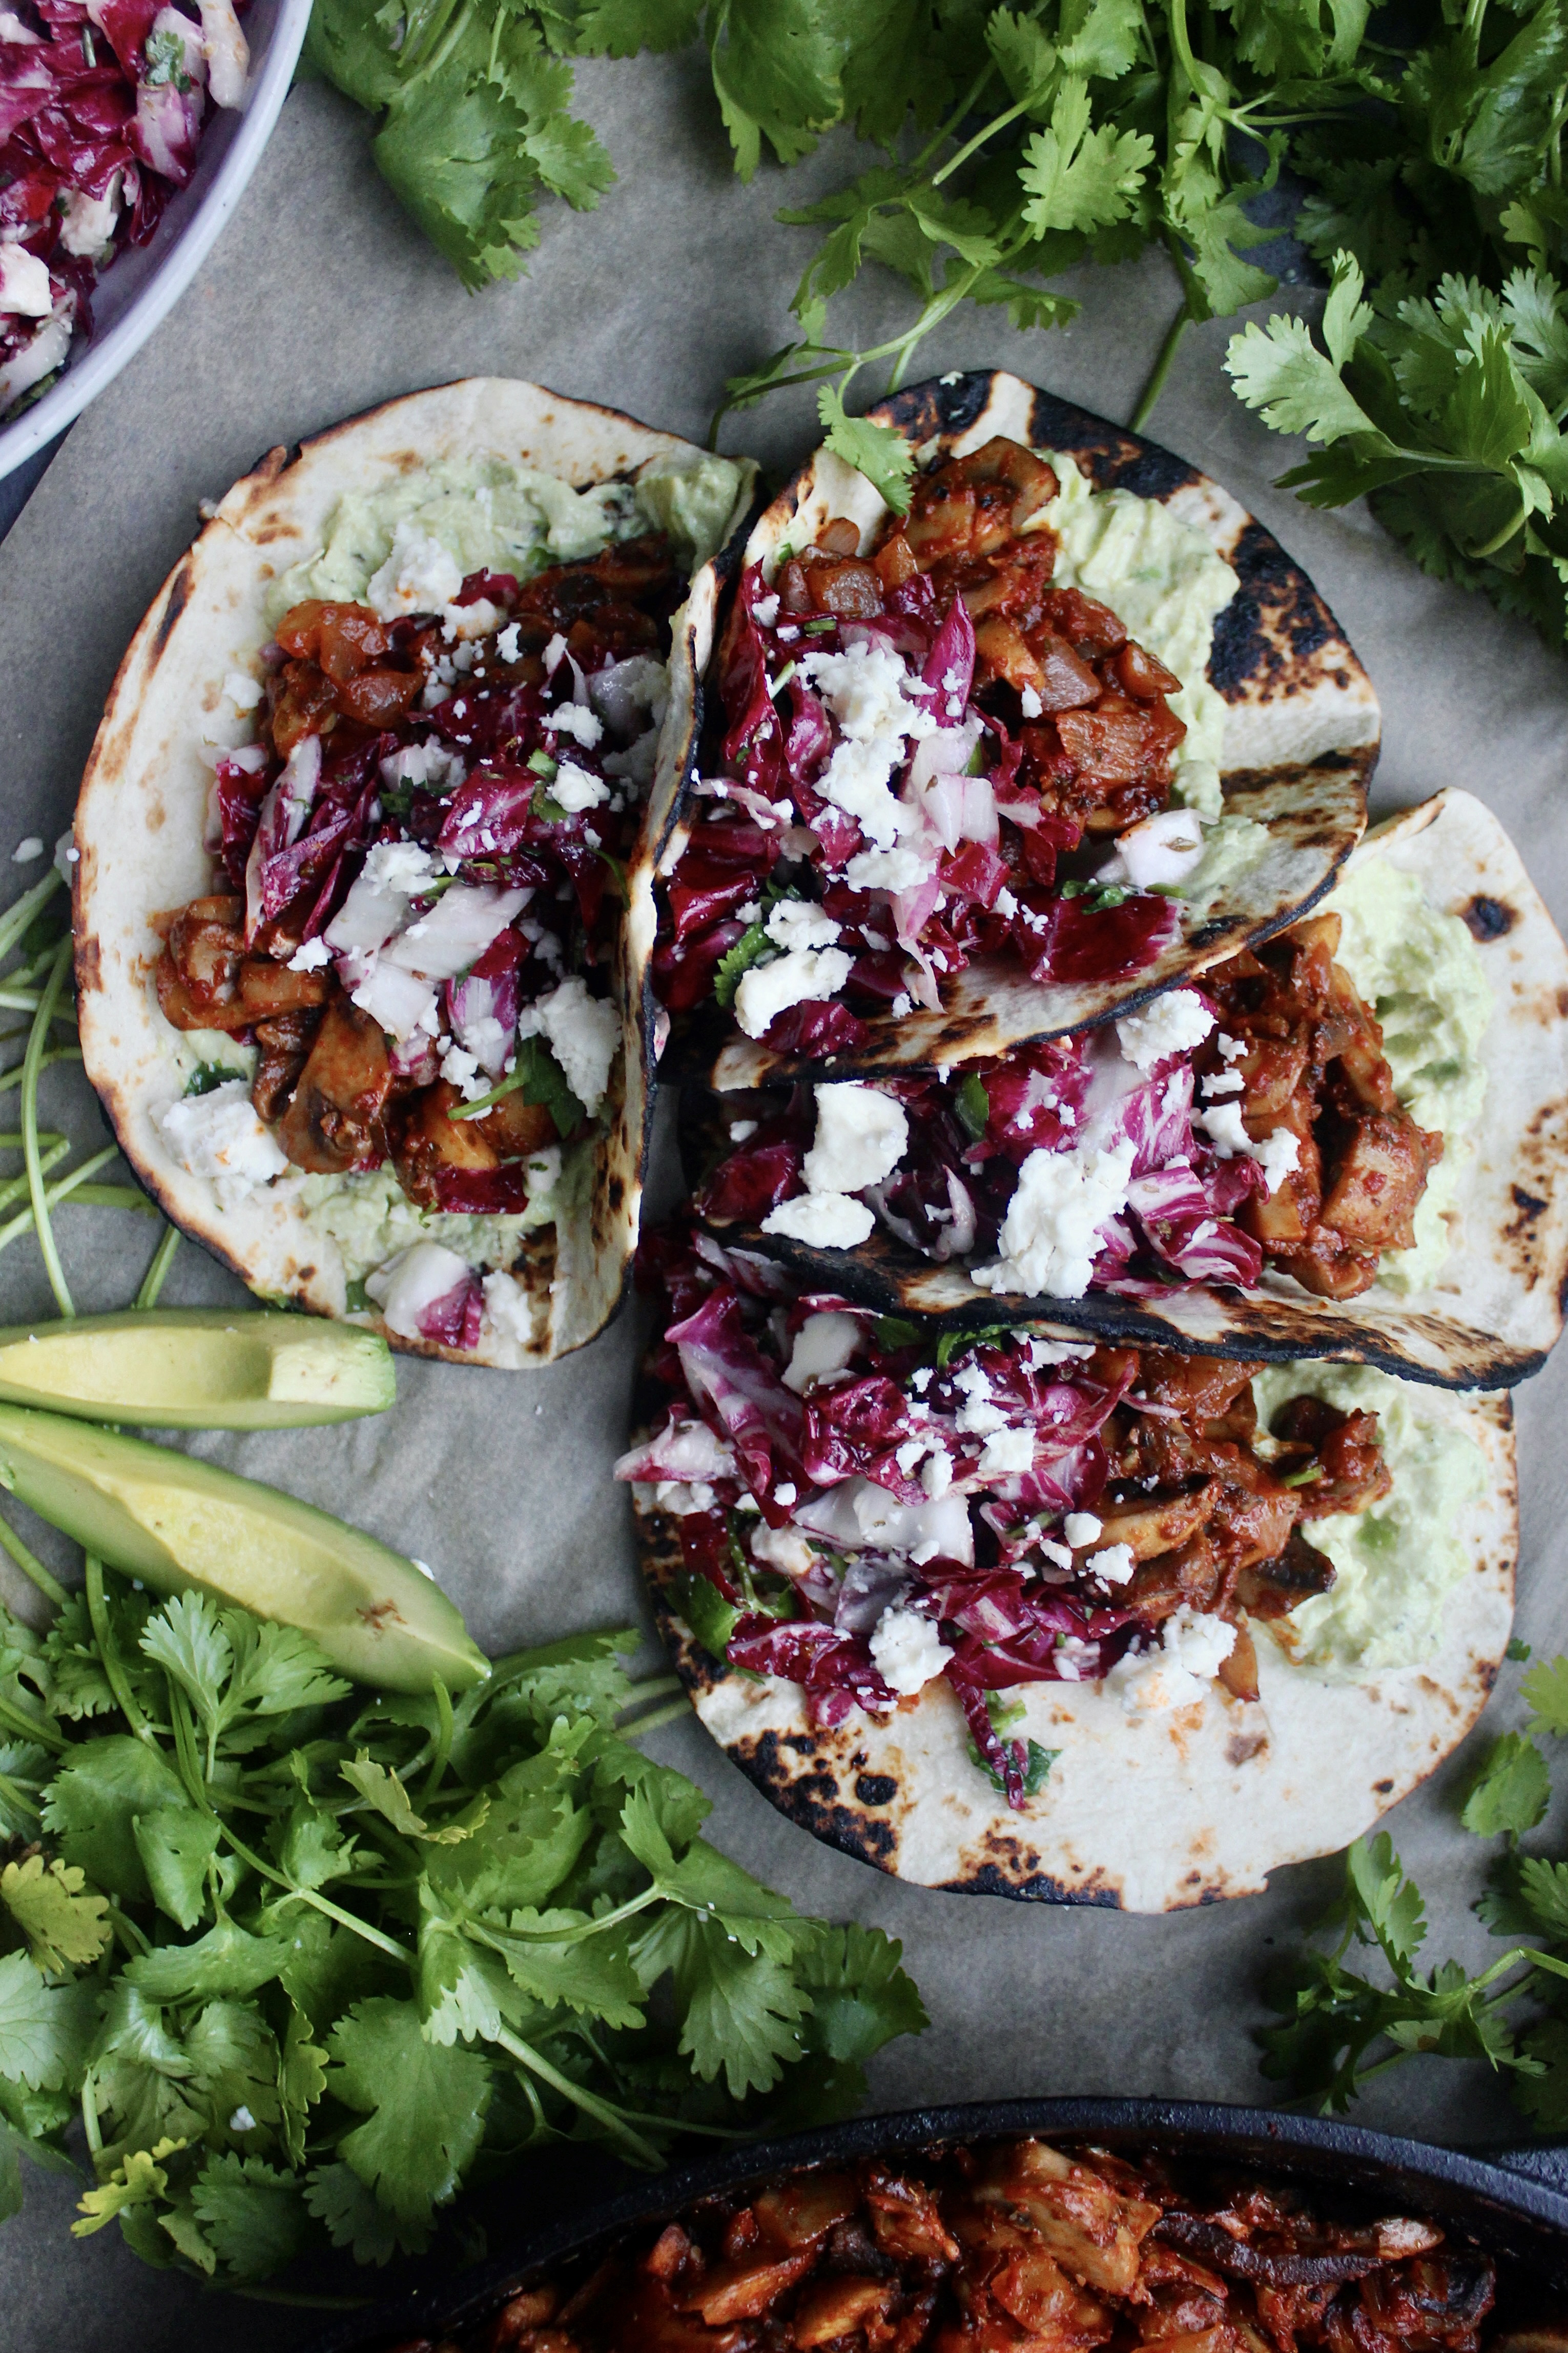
1227,0 -> 1568,648
0,1578 -> 924,2284
1260,1651 -> 1568,2124
1228,249 -> 1568,646
302,0 -> 617,289
709,0 -> 1372,501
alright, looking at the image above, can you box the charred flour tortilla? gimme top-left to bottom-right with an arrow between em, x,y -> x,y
72,379 -> 754,1367
657,367 -> 1379,1097
624,1303 -> 1515,1912
690,790 -> 1568,1392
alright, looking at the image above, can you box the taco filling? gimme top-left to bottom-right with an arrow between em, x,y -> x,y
617,1232 -> 1482,1810
697,871 -> 1490,1305
146,452 -> 745,1350
653,440 -> 1245,1057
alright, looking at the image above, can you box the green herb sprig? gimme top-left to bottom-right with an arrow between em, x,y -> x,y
0,1585 -> 925,2280
1261,1653 -> 1568,2125
0,867 -> 167,1322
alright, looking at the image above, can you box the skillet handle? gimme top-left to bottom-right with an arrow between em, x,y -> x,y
1481,2139 -> 1568,2199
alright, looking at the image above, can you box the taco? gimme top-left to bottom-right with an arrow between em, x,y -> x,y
651,367 -> 1380,1096
616,1227 -> 1515,1911
686,789 -> 1568,1392
72,379 -> 754,1366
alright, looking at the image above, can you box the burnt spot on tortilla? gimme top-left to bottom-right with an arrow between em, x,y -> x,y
855,1773 -> 899,1807
607,1173 -> 625,1214
1226,1731 -> 1268,1767
943,1856 -> 1125,1906
149,562 -> 193,663
1208,522 -> 1337,700
1463,893 -> 1517,941
1373,1777 -> 1394,1794
735,1729 -> 900,1865
1105,445 -> 1200,502
75,935 -> 103,995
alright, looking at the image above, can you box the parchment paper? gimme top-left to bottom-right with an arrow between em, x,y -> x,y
1,50 -> 1565,2352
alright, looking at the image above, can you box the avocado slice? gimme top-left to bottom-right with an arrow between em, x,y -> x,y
0,1405 -> 486,1692
0,1310 -> 395,1428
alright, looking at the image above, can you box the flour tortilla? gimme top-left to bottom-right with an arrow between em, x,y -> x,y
632,1377 -> 1515,1913
662,367 -> 1380,1095
73,379 -> 755,1367
693,789 -> 1568,1392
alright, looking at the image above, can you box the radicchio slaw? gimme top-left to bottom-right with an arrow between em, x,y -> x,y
696,903 -> 1446,1308
152,535 -> 681,1351
617,1227 -> 1394,1809
652,436 -> 1207,1060
1,0 -> 249,419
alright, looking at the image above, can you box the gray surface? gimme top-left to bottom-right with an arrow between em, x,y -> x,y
1,47 -> 1566,2352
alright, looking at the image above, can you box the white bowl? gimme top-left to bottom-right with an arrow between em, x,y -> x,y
0,0 -> 313,483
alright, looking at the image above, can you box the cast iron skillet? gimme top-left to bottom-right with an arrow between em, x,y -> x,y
311,2096 -> 1568,2349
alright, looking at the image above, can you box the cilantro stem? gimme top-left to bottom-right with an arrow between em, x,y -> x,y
0,1687 -> 64,1751
166,1682 -> 210,1802
447,1067 -> 527,1120
929,94 -> 1027,190
619,1696 -> 692,1740
225,1820 -> 411,1962
79,2070 -> 101,2158
22,938 -> 76,1316
106,1901 -> 151,1958
490,2027 -> 664,2165
85,1556 -> 155,1744
0,1510 -> 68,1609
478,1882 -> 661,1951
1129,292 -> 1192,432
0,867 -> 63,965
0,1163 -> 154,1258
134,1224 -> 181,1311
420,1674 -> 453,1805
0,1770 -> 40,1820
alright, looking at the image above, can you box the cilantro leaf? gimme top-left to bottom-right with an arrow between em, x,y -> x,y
620,1784 -> 800,1958
815,385 -> 915,514
190,2154 -> 307,2281
673,1569 -> 740,1659
73,2139 -> 185,2239
42,1736 -> 189,1905
793,1921 -> 928,2064
328,1998 -> 491,2224
1,1855 -> 111,1973
341,1751 -> 487,1844
1522,1653 -> 1568,1734
511,1032 -> 586,1140
278,2007 -> 328,2171
125,1922 -> 288,2004
306,2158 -> 427,2264
133,1808 -> 220,1931
1461,1730 -> 1552,1840
644,1909 -> 812,2098
0,1949 -> 96,2092
713,922 -> 772,1011
1018,77 -> 1153,238
573,0 -> 703,58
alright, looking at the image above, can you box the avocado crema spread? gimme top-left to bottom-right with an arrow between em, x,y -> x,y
1327,851 -> 1492,1291
1252,1362 -> 1486,1675
153,449 -> 745,1356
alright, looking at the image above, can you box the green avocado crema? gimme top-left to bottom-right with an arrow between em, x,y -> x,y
1250,1362 -> 1486,1677
266,448 -> 751,627
1326,850 -> 1493,1291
